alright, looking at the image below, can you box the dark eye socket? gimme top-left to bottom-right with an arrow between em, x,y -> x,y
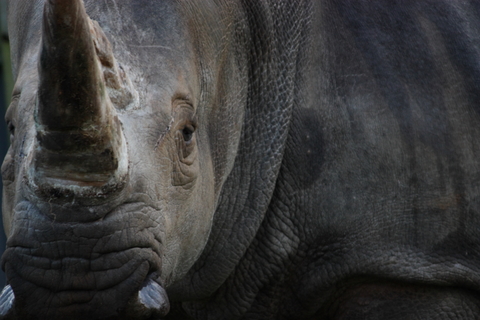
182,125 -> 195,143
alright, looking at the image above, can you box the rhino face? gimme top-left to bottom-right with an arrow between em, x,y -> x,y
1,0 -> 246,318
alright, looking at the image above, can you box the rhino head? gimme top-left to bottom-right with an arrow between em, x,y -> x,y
1,0 -> 252,318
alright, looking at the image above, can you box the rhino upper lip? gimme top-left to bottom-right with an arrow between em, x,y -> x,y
2,201 -> 164,293
3,248 -> 156,292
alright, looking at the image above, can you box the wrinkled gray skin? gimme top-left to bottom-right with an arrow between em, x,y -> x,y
2,0 -> 480,319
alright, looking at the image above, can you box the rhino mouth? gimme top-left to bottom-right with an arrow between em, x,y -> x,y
0,201 -> 168,319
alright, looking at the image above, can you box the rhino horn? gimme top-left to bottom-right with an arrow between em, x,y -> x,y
0,285 -> 15,318
126,278 -> 170,319
34,0 -> 127,190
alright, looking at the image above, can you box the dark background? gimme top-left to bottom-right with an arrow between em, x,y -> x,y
0,2 -> 12,288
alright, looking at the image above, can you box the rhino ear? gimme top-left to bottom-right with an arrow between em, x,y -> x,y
168,1 -> 311,300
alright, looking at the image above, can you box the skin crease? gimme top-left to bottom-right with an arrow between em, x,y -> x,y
4,0 -> 480,320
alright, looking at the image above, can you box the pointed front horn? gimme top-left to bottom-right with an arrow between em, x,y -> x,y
37,0 -> 105,133
34,0 -> 128,194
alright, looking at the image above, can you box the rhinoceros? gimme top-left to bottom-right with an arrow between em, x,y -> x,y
2,0 -> 480,319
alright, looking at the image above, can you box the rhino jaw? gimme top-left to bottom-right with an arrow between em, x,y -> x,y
0,285 -> 15,319
127,278 -> 170,319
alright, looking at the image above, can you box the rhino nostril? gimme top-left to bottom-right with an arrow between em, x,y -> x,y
0,285 -> 15,318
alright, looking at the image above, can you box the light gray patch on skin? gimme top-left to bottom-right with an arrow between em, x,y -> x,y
0,285 -> 14,317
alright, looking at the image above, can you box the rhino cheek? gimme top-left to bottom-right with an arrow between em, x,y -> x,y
117,89 -> 217,286
141,136 -> 216,284
162,199 -> 215,284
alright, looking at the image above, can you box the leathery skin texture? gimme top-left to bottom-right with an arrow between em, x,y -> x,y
3,0 -> 480,319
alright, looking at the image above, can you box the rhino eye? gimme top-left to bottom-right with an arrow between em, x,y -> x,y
182,125 -> 195,144
5,94 -> 19,144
